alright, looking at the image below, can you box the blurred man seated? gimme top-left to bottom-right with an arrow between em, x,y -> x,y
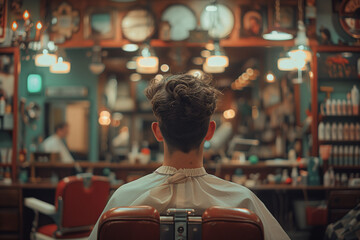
89,74 -> 289,240
41,122 -> 75,163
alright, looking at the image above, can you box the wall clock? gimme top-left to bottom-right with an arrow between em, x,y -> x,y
161,4 -> 197,41
200,3 -> 234,39
121,8 -> 155,42
339,0 -> 360,40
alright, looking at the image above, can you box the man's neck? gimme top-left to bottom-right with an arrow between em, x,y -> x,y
162,144 -> 204,169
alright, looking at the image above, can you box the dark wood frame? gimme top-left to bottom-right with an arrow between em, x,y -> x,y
84,7 -> 117,40
0,47 -> 19,182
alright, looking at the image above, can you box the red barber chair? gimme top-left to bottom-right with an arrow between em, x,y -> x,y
98,206 -> 264,240
25,174 -> 110,240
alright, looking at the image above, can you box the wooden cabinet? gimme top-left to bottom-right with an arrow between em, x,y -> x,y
0,186 -> 22,239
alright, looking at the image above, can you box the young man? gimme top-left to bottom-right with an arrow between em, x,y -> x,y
41,122 -> 74,163
89,74 -> 289,240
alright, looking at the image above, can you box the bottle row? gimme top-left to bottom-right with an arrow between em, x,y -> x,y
327,145 -> 360,166
0,148 -> 12,164
318,122 -> 360,141
323,168 -> 360,187
319,85 -> 359,116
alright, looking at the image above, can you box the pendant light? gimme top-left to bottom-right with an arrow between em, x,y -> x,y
50,57 -> 71,74
203,40 -> 228,73
263,0 -> 293,41
136,45 -> 159,74
89,45 -> 105,75
288,0 -> 312,63
35,49 -> 57,67
34,34 -> 57,67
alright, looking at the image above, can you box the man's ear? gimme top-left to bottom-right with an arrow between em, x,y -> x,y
151,122 -> 164,142
204,120 -> 216,141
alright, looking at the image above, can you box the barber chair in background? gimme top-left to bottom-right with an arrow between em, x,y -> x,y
25,174 -> 110,240
98,206 -> 264,240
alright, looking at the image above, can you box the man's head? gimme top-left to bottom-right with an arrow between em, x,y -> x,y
55,122 -> 69,139
145,74 -> 220,153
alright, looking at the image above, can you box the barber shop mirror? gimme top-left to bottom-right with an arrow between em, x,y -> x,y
44,100 -> 90,161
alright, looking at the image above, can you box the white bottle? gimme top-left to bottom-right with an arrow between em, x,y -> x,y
344,123 -> 350,140
355,146 -> 360,166
356,123 -> 360,141
0,97 -> 5,116
337,123 -> 343,140
344,145 -> 349,165
347,93 -> 352,115
337,99 -> 342,116
339,145 -> 344,165
291,167 -> 298,186
331,123 -> 337,141
326,99 -> 332,115
323,170 -> 330,187
333,146 -> 339,165
351,85 -> 359,115
331,99 -> 337,115
349,123 -> 355,140
342,99 -> 348,115
318,122 -> 325,140
349,145 -> 354,165
329,167 -> 335,186
325,123 -> 331,140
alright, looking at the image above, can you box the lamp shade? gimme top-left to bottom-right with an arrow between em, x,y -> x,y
263,30 -> 293,41
136,56 -> 159,74
35,49 -> 57,67
277,57 -> 306,71
203,62 -> 225,73
50,57 -> 71,74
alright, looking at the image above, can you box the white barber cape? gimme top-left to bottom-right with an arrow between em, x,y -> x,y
41,135 -> 74,163
89,166 -> 290,240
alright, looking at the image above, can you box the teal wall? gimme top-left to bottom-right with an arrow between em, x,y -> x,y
19,49 -> 99,161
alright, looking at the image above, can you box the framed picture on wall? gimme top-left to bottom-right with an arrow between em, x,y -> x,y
270,5 -> 297,34
240,5 -> 267,37
0,0 -> 7,43
84,8 -> 116,40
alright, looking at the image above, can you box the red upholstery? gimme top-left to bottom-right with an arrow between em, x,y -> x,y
37,224 -> 91,239
55,175 -> 110,228
202,206 -> 264,240
98,206 -> 160,240
97,206 -> 263,240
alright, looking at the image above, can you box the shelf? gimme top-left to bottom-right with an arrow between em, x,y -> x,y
316,45 -> 360,52
319,140 -> 360,145
318,78 -> 360,82
0,163 -> 11,167
329,165 -> 360,170
318,114 -> 360,122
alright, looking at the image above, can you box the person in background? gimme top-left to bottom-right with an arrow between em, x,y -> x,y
89,74 -> 290,240
41,122 -> 74,163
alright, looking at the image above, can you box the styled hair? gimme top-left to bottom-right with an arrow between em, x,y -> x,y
145,74 -> 220,153
55,122 -> 68,132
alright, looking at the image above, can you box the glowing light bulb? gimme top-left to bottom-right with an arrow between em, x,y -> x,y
223,109 -> 236,119
36,21 -> 43,30
11,21 -> 18,31
23,10 -> 30,21
266,72 -> 275,83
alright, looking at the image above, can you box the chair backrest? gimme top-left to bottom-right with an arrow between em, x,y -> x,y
202,206 -> 264,240
55,174 -> 110,229
98,206 -> 160,240
98,206 -> 263,240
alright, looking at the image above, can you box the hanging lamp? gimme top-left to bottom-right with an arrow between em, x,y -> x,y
288,0 -> 312,63
263,0 -> 294,41
136,44 -> 159,74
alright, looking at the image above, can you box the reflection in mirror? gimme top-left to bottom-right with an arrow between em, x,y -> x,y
44,101 -> 90,161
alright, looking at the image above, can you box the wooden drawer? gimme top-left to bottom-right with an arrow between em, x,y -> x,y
328,190 -> 360,209
0,210 -> 19,231
0,189 -> 19,207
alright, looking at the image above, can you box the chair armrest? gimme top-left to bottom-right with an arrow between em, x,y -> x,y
24,197 -> 56,215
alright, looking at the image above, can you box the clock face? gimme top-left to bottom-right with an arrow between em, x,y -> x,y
339,0 -> 360,38
121,9 -> 155,42
161,4 -> 197,41
200,4 -> 235,39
